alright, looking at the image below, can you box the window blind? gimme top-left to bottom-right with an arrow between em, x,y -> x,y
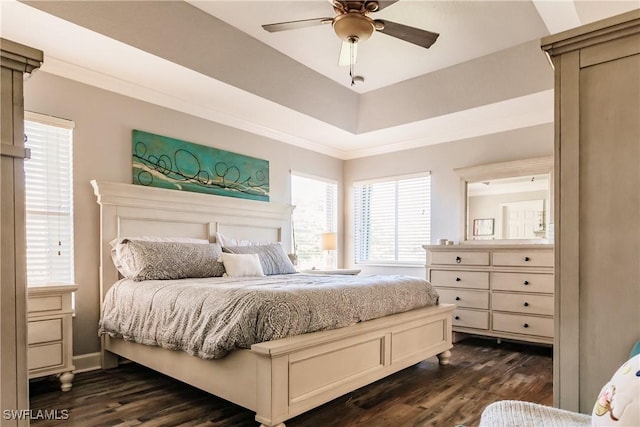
24,112 -> 75,286
291,173 -> 338,269
354,173 -> 431,264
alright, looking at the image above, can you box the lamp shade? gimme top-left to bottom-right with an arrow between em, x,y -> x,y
320,232 -> 337,251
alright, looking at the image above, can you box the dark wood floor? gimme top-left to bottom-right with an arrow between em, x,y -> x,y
30,338 -> 552,427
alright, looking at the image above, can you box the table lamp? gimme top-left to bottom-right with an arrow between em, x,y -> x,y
320,231 -> 337,269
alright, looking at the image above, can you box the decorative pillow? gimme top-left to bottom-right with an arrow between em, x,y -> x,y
110,236 -> 210,246
222,243 -> 297,275
112,240 -> 225,281
591,353 -> 640,426
221,253 -> 265,277
110,236 -> 210,276
214,232 -> 269,247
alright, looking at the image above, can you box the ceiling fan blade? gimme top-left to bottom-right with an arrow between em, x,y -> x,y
372,1 -> 399,11
262,17 -> 333,33
375,20 -> 439,49
338,40 -> 358,66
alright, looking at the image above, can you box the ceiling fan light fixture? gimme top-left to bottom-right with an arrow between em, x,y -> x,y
333,12 -> 375,42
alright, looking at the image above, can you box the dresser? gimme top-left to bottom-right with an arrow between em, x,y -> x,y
27,284 -> 77,391
424,245 -> 554,345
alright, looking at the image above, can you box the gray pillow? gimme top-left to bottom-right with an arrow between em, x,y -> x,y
222,243 -> 297,275
109,236 -> 210,277
113,240 -> 225,281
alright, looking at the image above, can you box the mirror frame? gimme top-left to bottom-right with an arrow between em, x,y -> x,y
455,156 -> 553,245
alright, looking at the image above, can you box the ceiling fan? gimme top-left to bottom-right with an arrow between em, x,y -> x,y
262,0 -> 439,85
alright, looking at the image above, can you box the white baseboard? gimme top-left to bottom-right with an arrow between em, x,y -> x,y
72,352 -> 101,373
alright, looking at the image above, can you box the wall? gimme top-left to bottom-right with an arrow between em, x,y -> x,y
343,123 -> 553,277
23,71 -> 554,360
23,71 -> 344,358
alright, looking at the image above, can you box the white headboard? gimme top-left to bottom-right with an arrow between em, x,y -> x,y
91,181 -> 293,301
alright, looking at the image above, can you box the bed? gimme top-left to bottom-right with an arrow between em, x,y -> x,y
92,180 -> 454,427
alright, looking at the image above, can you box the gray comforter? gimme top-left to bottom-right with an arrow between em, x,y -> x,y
99,274 -> 440,359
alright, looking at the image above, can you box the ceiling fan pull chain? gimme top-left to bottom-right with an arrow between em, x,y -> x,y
350,39 -> 356,86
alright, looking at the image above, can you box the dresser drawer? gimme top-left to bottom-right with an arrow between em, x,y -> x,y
28,343 -> 63,370
492,293 -> 554,316
452,309 -> 489,330
28,319 -> 63,345
430,270 -> 489,289
492,313 -> 554,338
28,296 -> 63,313
437,288 -> 489,309
430,251 -> 489,266
491,272 -> 554,294
492,251 -> 553,267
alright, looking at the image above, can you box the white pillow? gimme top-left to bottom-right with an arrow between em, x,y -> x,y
591,353 -> 640,426
222,243 -> 296,275
221,253 -> 265,277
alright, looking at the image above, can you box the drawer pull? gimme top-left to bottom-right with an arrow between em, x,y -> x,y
524,256 -> 531,261
523,302 -> 529,307
523,280 -> 530,285
455,277 -> 461,282
455,296 -> 461,301
455,316 -> 460,320
523,323 -> 529,328
455,256 -> 462,263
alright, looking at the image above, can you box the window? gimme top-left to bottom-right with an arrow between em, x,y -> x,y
24,112 -> 74,286
291,172 -> 337,269
354,173 -> 431,265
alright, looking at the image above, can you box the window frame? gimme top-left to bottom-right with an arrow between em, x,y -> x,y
24,111 -> 75,287
353,171 -> 431,267
290,171 -> 339,270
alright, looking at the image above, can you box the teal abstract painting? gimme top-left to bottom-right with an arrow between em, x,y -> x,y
132,130 -> 269,201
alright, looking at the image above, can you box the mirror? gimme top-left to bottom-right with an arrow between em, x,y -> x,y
455,157 -> 553,244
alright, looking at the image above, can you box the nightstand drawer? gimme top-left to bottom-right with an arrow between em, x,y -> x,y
492,251 -> 553,267
431,270 -> 489,289
27,284 -> 77,390
28,319 -> 63,345
28,296 -> 63,313
452,309 -> 489,330
492,293 -> 554,316
28,343 -> 63,370
492,272 -> 554,294
437,288 -> 489,309
493,313 -> 554,338
430,251 -> 489,266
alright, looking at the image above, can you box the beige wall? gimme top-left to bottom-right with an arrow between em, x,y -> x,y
343,123 -> 553,277
23,71 -> 553,359
23,71 -> 343,356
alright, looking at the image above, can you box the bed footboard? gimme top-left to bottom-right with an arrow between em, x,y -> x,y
252,304 -> 455,427
103,304 -> 453,427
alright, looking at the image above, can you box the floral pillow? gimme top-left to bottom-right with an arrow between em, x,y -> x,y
222,243 -> 297,275
112,240 -> 225,281
591,353 -> 640,426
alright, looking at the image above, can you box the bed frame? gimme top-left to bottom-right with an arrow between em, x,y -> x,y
92,180 -> 454,427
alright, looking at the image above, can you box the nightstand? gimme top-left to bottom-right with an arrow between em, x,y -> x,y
300,268 -> 361,275
27,284 -> 78,391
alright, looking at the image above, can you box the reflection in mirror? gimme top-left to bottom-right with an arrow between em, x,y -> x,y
467,174 -> 549,240
455,156 -> 553,244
